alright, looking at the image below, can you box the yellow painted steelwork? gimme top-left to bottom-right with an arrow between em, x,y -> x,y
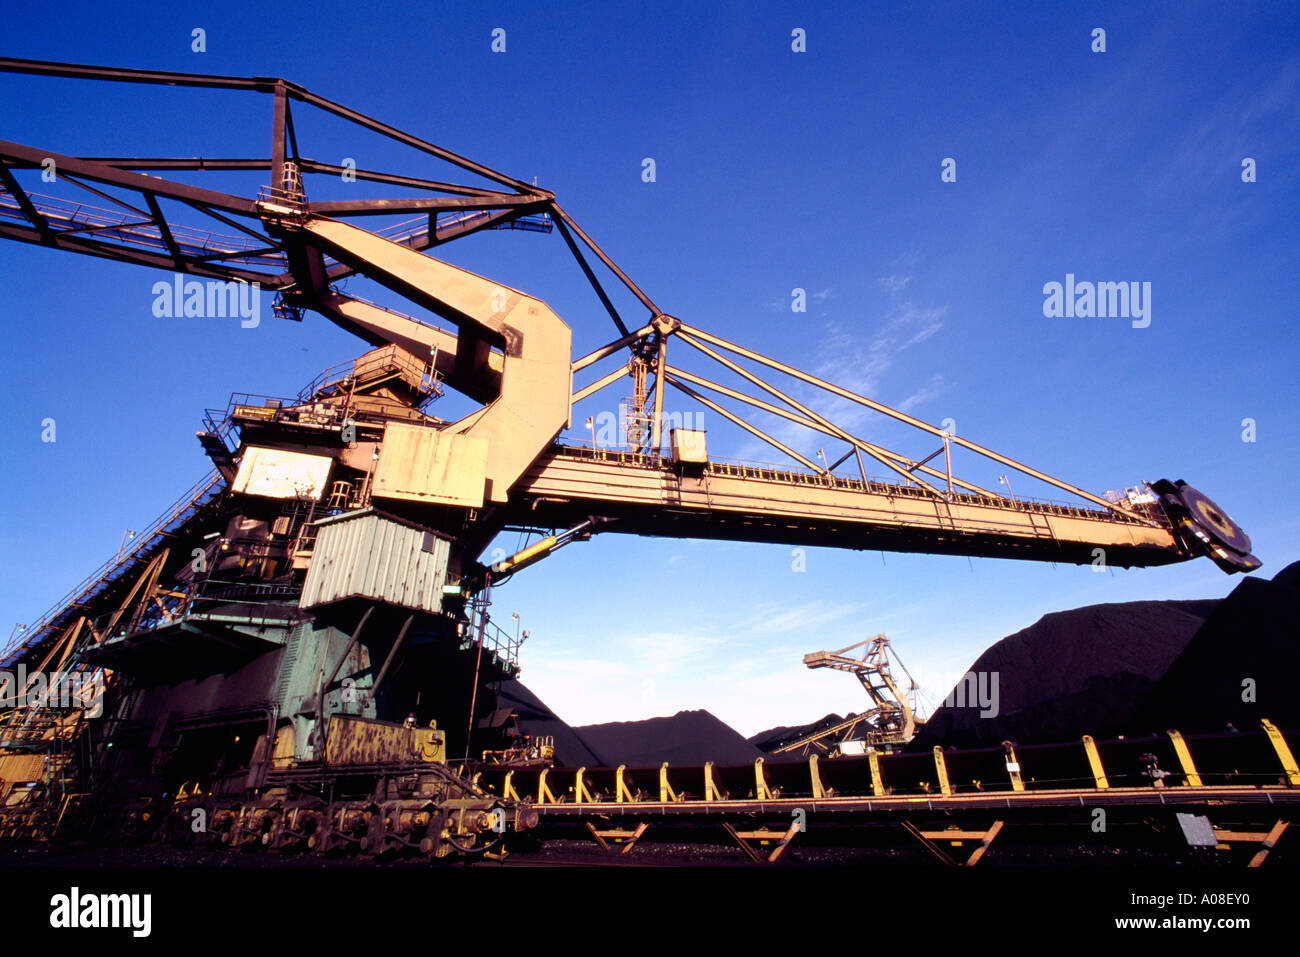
574,768 -> 598,804
911,821 -> 1005,865
537,768 -> 558,805
754,757 -> 773,800
1262,719 -> 1299,786
868,750 -> 884,796
1003,743 -> 1025,792
586,821 -> 650,853
1082,735 -> 1109,789
809,754 -> 826,799
659,763 -> 678,803
723,821 -> 803,864
933,747 -> 952,796
300,218 -> 573,504
1167,730 -> 1202,787
1214,818 -> 1292,867
493,536 -> 558,574
704,762 -> 726,802
616,765 -> 635,803
1248,820 -> 1289,867
966,820 -> 1004,866
519,451 -> 1178,563
502,770 -> 521,802
324,715 -> 445,766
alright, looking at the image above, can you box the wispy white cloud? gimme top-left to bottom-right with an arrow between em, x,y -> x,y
897,372 -> 947,413
890,249 -> 920,270
731,265 -> 949,465
737,598 -> 868,636
743,300 -> 949,451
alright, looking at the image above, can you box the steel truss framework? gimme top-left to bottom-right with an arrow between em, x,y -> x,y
0,56 -> 652,330
769,634 -> 921,755
0,58 -> 1259,670
0,56 -> 1155,513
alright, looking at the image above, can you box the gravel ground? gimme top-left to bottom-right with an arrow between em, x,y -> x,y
0,836 -> 1272,868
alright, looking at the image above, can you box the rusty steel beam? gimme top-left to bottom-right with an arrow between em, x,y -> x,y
550,203 -> 661,318
0,56 -> 279,91
51,172 -> 154,220
290,204 -> 549,288
142,192 -> 183,267
0,57 -> 541,194
309,194 -> 545,216
551,212 -> 631,337
0,221 -> 275,285
284,86 -> 540,195
0,141 -> 260,215
296,162 -> 500,197
271,81 -> 287,193
0,161 -> 52,242
81,157 -> 504,198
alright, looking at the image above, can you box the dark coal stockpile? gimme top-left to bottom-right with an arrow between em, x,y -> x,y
489,680 -> 605,766
912,561 -> 1300,748
574,710 -> 761,767
749,713 -> 848,753
1135,564 -> 1300,733
911,600 -> 1219,748
484,690 -> 762,768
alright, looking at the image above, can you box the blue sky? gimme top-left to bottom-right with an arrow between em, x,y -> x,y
2,1 -> 1297,735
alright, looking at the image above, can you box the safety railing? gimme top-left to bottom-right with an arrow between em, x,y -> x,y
462,615 -> 525,675
0,187 -> 276,265
2,470 -> 226,664
375,208 -> 554,247
122,577 -> 304,639
550,443 -> 1161,526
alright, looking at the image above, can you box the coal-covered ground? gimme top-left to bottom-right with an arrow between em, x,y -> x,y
1,835 -> 1288,868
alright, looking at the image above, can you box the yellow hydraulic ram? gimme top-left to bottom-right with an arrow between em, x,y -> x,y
490,518 -> 598,576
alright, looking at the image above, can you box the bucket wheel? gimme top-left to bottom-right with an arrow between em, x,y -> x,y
1153,480 -> 1261,573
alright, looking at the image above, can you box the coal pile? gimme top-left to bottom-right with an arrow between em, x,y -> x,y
574,710 -> 761,767
488,679 -> 605,767
1134,563 -> 1300,733
749,713 -> 850,753
910,599 -> 1219,748
913,561 -> 1300,748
